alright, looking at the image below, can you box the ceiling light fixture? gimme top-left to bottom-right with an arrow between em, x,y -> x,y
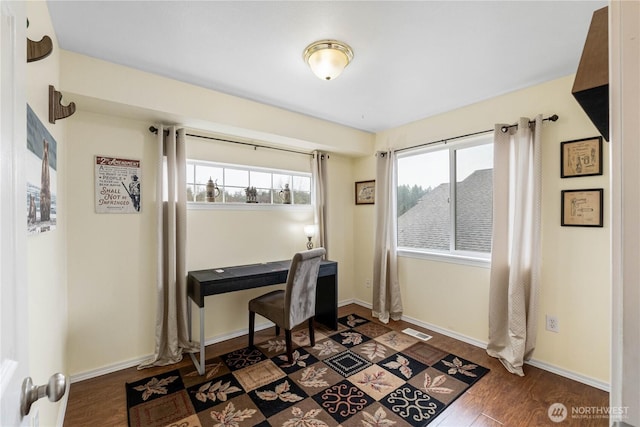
303,39 -> 354,81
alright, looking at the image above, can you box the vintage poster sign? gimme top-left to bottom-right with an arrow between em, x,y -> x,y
95,156 -> 141,214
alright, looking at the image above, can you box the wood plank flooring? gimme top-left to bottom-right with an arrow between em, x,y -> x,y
63,304 -> 609,426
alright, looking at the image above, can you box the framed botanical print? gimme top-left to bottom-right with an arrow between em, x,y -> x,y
355,180 -> 375,205
561,136 -> 603,178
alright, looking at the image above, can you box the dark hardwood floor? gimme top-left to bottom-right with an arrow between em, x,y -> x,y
63,304 -> 608,426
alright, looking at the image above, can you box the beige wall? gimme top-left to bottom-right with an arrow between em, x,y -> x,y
65,112 -> 158,375
61,54 -> 362,376
59,51 -> 373,158
31,2 -> 609,397
353,75 -> 610,384
65,111 -> 357,376
26,2 -> 68,425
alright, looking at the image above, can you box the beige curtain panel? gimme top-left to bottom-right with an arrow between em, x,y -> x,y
487,116 -> 542,376
312,151 -> 328,256
139,126 -> 199,369
372,149 -> 402,323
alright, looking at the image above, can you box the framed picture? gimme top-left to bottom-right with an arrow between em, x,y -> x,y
561,136 -> 603,178
355,180 -> 375,205
561,188 -> 603,227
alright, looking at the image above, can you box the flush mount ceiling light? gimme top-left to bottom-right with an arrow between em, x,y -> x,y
303,39 -> 354,81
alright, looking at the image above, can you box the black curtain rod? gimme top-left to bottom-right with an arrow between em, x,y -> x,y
395,114 -> 559,154
148,126 -> 313,157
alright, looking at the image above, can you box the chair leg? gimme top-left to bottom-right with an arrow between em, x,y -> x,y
275,325 -> 280,336
285,329 -> 293,363
249,311 -> 255,347
308,318 -> 315,347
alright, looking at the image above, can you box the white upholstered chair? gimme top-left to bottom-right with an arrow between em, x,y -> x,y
248,248 -> 326,363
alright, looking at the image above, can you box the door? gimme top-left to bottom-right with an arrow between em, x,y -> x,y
0,1 -> 29,425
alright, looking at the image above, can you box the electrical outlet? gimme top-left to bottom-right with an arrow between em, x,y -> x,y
365,279 -> 371,288
546,315 -> 559,333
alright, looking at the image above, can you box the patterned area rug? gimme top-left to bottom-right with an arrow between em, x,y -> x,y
126,314 -> 489,427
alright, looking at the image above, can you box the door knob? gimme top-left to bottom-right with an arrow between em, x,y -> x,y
20,373 -> 66,417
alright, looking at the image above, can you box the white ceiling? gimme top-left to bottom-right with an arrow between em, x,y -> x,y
47,1 -> 606,134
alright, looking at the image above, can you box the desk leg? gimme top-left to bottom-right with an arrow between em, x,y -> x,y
315,273 -> 338,330
187,298 -> 192,341
188,305 -> 206,375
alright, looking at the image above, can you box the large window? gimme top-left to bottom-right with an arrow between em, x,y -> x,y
396,135 -> 493,259
186,160 -> 312,205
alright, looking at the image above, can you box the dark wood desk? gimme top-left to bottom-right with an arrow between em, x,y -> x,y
187,259 -> 338,374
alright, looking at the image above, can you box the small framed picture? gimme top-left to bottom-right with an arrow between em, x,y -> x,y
355,180 -> 375,205
561,136 -> 603,178
561,188 -> 603,227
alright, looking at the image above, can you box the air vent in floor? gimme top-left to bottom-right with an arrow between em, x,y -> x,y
402,328 -> 432,341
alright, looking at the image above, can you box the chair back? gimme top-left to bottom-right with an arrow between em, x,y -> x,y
284,248 -> 326,329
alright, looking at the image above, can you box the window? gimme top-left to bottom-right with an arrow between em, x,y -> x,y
396,135 -> 493,259
186,160 -> 312,206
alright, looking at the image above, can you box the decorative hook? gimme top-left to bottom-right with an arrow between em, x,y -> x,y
26,18 -> 53,63
49,85 -> 76,124
27,35 -> 53,63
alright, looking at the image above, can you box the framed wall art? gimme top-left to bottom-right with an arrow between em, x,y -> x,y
561,188 -> 603,227
95,156 -> 142,214
561,136 -> 603,178
355,180 -> 375,205
27,104 -> 58,235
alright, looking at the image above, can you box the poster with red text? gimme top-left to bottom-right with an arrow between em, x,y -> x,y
95,156 -> 141,214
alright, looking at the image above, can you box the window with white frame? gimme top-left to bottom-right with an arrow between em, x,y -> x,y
396,135 -> 493,258
186,160 -> 312,205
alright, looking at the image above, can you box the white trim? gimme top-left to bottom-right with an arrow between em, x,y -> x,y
188,202 -> 313,212
69,300 -> 358,382
399,312 -> 488,349
0,359 -> 17,396
352,298 -> 372,309
398,249 -> 490,269
187,158 -> 311,177
338,298 -> 358,307
68,322 -> 274,383
55,387 -> 69,427
349,300 -> 610,392
70,298 -> 610,394
525,359 -> 610,392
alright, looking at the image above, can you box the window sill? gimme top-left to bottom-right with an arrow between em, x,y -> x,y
397,248 -> 490,269
187,202 -> 313,212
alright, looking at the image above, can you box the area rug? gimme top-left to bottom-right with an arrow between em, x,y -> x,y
126,314 -> 489,427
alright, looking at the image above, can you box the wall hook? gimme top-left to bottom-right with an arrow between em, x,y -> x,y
27,35 -> 53,63
26,19 -> 53,63
49,85 -> 76,124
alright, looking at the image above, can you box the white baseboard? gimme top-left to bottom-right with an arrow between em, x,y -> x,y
526,358 -> 610,392
399,311 -> 488,350
348,300 -> 610,392
68,322 -> 274,384
338,298 -> 358,307
70,299 -> 610,393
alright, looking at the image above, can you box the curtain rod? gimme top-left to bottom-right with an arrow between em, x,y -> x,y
395,114 -> 559,154
148,126 -> 314,157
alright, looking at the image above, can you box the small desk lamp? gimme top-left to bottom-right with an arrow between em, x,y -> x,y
304,225 -> 316,250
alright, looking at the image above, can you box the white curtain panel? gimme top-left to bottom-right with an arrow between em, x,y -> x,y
372,149 -> 403,323
139,126 -> 198,369
312,151 -> 327,255
487,115 -> 542,376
